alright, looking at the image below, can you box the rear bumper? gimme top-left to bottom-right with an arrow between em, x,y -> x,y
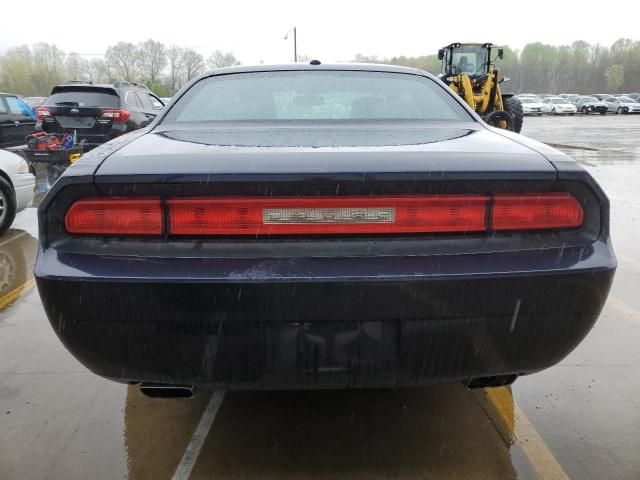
35,241 -> 616,389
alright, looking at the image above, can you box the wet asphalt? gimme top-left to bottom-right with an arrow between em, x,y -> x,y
0,115 -> 639,480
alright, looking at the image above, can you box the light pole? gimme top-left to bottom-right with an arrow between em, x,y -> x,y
284,27 -> 297,62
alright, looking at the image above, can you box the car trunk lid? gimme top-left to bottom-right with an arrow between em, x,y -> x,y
95,125 -> 558,182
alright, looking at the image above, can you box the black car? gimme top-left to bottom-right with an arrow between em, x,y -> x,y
0,92 -> 37,148
35,81 -> 164,150
36,64 -> 615,395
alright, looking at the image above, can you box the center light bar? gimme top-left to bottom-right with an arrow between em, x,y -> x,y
167,196 -> 488,235
64,194 -> 584,236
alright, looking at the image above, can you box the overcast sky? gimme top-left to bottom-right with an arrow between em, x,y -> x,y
2,0 -> 639,64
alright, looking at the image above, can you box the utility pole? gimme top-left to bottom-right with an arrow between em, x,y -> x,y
285,27 -> 298,62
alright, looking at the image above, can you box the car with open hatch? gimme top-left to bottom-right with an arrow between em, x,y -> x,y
35,63 -> 616,396
35,81 -> 165,151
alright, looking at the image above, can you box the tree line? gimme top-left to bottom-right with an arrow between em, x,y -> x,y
356,38 -> 640,94
1,38 -> 638,97
0,40 -> 240,97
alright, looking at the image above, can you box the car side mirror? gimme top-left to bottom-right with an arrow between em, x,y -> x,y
499,76 -> 511,84
498,48 -> 504,60
438,49 -> 444,60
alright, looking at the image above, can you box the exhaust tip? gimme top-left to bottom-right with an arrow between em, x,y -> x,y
140,382 -> 194,399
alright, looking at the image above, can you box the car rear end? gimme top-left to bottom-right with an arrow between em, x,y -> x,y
35,67 -> 616,390
35,140 -> 615,390
36,85 -> 130,149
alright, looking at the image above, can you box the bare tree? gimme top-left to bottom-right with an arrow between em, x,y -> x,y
167,45 -> 185,94
139,39 -> 166,85
207,50 -> 240,69
182,49 -> 205,82
65,52 -> 89,81
106,42 -> 140,81
89,58 -> 111,83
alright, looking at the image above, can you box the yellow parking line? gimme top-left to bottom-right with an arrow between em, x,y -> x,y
0,278 -> 36,311
486,387 -> 569,480
608,295 -> 640,318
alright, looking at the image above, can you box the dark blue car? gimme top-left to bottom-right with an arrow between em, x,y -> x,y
35,64 -> 616,394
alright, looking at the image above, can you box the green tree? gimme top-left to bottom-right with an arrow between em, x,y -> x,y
605,64 -> 624,92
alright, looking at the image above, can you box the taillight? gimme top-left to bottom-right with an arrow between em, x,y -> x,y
167,196 -> 489,235
63,193 -> 584,236
101,109 -> 130,123
65,199 -> 162,235
36,107 -> 51,121
492,194 -> 584,230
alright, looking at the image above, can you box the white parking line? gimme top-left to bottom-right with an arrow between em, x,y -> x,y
171,391 -> 226,480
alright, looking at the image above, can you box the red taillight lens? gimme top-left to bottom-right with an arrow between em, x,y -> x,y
101,109 -> 130,123
64,193 -> 585,236
65,199 -> 162,235
167,196 -> 489,235
492,194 -> 584,230
36,107 -> 51,121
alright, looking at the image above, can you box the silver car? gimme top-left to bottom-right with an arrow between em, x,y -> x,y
603,96 -> 640,114
572,96 -> 608,115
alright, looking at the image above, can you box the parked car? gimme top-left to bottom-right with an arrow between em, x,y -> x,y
603,96 -> 640,114
35,81 -> 165,150
516,93 -> 542,101
25,97 -> 47,110
1,93 -> 37,148
571,96 -> 608,115
35,63 -> 615,394
541,97 -> 577,115
0,149 -> 36,235
519,97 -> 544,115
558,93 -> 578,99
627,93 -> 640,101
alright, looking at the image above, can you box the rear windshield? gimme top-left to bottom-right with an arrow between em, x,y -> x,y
46,88 -> 119,108
162,71 -> 470,123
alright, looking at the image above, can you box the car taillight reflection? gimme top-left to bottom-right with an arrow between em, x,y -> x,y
35,107 -> 51,121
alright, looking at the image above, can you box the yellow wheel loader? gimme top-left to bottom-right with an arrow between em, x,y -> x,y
438,43 -> 523,133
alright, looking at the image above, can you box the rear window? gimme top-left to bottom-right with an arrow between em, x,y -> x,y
46,87 -> 119,108
162,71 -> 469,123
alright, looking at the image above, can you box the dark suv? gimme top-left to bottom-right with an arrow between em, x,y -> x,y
1,92 -> 37,148
35,81 -> 164,150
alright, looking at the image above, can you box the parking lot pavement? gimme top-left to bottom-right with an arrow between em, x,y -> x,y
0,115 -> 639,480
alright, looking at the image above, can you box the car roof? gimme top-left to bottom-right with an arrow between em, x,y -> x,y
202,62 -> 426,77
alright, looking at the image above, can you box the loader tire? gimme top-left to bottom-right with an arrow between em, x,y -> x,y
505,97 -> 524,133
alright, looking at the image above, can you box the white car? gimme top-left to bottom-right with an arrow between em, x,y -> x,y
519,97 -> 544,115
0,149 -> 36,235
541,97 -> 577,115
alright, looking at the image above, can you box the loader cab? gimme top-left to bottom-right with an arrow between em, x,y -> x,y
439,43 -> 503,78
